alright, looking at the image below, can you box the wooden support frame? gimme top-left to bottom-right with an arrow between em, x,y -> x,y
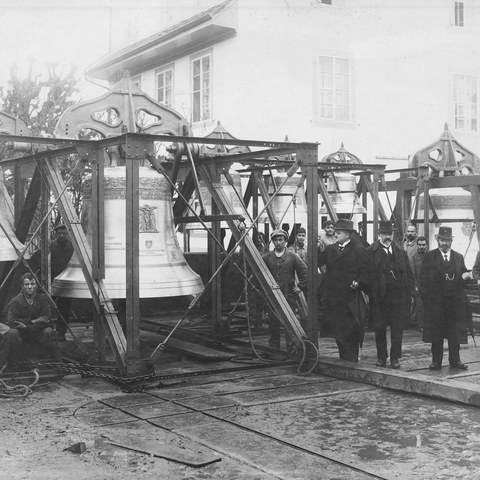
39,155 -> 128,375
2,127 -> 327,375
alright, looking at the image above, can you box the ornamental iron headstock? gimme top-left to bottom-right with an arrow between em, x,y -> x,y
409,123 -> 480,176
321,142 -> 362,164
0,112 -> 29,136
54,74 -> 191,139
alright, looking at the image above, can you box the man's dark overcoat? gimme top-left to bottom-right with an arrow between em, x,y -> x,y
419,248 -> 468,344
365,241 -> 415,330
318,241 -> 369,338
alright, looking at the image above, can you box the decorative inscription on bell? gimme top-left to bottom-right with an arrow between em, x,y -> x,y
52,166 -> 203,298
139,204 -> 158,232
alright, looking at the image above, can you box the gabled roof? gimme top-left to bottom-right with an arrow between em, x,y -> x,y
87,0 -> 237,81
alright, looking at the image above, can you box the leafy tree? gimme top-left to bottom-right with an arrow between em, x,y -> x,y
0,60 -> 85,230
0,60 -> 79,136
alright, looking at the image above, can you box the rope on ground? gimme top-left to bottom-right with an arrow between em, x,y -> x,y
296,339 -> 320,376
0,368 -> 40,398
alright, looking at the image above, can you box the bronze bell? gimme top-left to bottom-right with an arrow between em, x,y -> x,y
268,173 -> 308,226
319,173 -> 367,215
0,174 -> 28,261
184,171 -> 245,230
52,166 -> 203,298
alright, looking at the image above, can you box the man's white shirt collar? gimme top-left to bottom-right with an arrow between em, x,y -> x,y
440,249 -> 451,261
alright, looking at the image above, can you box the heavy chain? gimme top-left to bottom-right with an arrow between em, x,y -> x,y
10,361 -> 161,392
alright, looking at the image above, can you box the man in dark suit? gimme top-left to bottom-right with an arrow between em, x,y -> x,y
365,221 -> 415,369
419,226 -> 471,371
318,219 -> 369,362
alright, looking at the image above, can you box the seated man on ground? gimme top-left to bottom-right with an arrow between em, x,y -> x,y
0,273 -> 61,369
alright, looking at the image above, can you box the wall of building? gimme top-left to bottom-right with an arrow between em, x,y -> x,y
130,0 -> 480,167
124,0 -> 480,261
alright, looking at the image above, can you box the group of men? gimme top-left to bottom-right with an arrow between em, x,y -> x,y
262,219 -> 473,371
0,217 -> 475,373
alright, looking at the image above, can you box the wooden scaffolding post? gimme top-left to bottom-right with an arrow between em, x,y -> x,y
299,146 -> 319,348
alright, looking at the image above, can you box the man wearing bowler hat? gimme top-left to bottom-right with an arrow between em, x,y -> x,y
262,228 -> 307,350
365,221 -> 415,369
318,219 -> 369,362
419,226 -> 471,370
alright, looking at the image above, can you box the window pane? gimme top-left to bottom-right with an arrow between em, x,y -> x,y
318,55 -> 350,121
335,74 -> 349,90
193,91 -> 200,122
335,58 -> 349,74
335,91 -> 349,106
193,59 -> 200,76
202,56 -> 210,71
336,106 -> 349,121
193,75 -> 200,91
320,73 -> 334,89
319,56 -> 333,72
158,74 -> 164,89
192,54 -> 211,122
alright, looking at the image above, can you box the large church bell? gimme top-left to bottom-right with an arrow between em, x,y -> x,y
268,172 -> 308,226
184,170 -> 245,230
52,158 -> 203,299
319,143 -> 366,217
318,172 -> 366,216
0,169 -> 29,261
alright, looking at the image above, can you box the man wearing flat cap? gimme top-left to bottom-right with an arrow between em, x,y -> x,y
262,228 -> 308,350
318,219 -> 369,362
365,221 -> 415,369
419,226 -> 471,371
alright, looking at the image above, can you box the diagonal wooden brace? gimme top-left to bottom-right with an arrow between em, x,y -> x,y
39,157 -> 128,374
199,164 -> 306,348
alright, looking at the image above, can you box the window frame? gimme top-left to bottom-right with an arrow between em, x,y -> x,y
155,64 -> 174,108
454,1 -> 464,27
190,49 -> 213,124
314,54 -> 353,124
452,73 -> 478,132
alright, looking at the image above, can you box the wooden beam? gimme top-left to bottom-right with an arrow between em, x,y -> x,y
199,164 -> 306,348
125,142 -> 141,374
39,157 -> 128,374
300,147 -> 319,348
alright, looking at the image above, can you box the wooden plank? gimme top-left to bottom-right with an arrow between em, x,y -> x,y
140,331 -> 237,361
316,357 -> 480,407
106,434 -> 221,468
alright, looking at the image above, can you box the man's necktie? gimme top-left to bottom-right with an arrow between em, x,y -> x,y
444,254 -> 448,262
338,245 -> 344,252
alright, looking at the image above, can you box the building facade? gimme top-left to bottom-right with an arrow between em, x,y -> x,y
88,0 -> 480,167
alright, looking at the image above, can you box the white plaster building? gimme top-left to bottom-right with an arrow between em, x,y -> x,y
88,0 -> 480,167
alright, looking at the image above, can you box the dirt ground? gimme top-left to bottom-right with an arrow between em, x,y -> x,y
0,375 -> 273,480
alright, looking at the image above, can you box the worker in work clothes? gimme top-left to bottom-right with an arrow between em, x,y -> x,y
365,221 -> 415,369
420,226 -> 470,371
29,224 -> 74,341
318,219 -> 369,363
288,226 -> 307,262
0,273 -> 61,369
262,228 -> 307,351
